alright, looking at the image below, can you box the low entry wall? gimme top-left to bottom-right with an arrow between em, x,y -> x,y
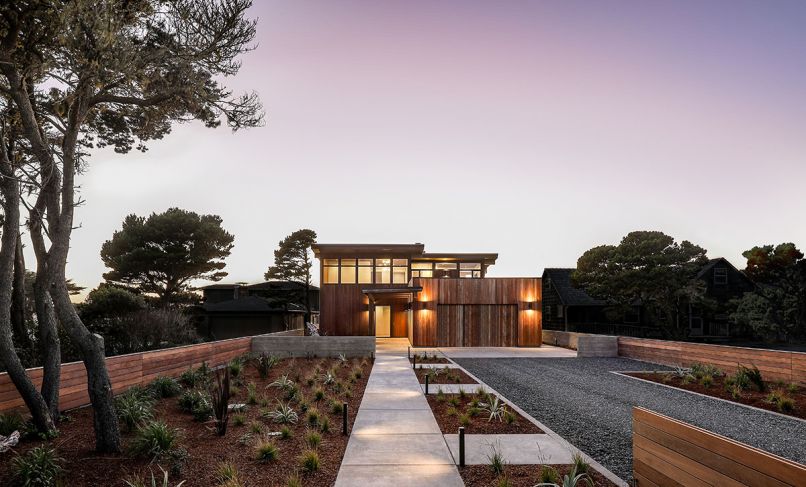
542,330 -> 618,357
250,335 -> 375,358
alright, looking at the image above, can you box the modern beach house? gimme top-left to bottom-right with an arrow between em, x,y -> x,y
312,243 -> 542,347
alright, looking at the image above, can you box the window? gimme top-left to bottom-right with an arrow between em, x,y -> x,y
714,267 -> 728,285
434,263 -> 457,270
375,266 -> 391,284
393,259 -> 408,266
412,270 -> 433,278
557,305 -> 564,318
340,266 -> 356,283
412,262 -> 433,270
393,266 -> 408,284
323,265 -> 338,284
460,263 -> 481,270
375,258 -> 391,266
358,259 -> 373,283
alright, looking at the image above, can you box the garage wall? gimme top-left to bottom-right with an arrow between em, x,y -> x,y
412,277 -> 541,347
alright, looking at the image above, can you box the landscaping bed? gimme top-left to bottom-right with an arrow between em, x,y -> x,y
0,355 -> 373,486
628,370 -> 804,420
460,464 -> 617,486
415,366 -> 477,384
409,352 -> 451,364
426,390 -> 542,434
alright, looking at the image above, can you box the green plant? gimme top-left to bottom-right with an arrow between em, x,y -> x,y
300,449 -> 320,472
446,406 -> 458,417
129,421 -> 181,460
538,465 -> 560,484
255,354 -> 279,379
255,439 -> 279,463
322,371 -> 336,385
504,409 -> 516,425
738,364 -> 766,392
766,389 -> 796,412
232,414 -> 246,427
690,362 -> 723,379
458,388 -> 468,400
699,374 -> 713,388
561,464 -> 593,487
249,421 -> 264,434
116,388 -> 155,432
487,441 -> 506,475
228,357 -> 244,377
787,383 -> 799,394
306,408 -> 321,426
480,395 -> 506,422
338,352 -> 347,363
330,400 -> 344,415
150,376 -> 182,398
459,413 -> 471,427
179,362 -> 211,388
11,446 -> 64,487
572,452 -> 590,475
210,367 -> 232,436
124,466 -> 186,487
313,388 -> 325,401
237,432 -> 254,445
280,426 -> 293,439
286,473 -> 302,487
351,366 -> 363,380
0,412 -> 25,436
448,396 -> 460,407
729,384 -> 743,400
267,402 -> 299,424
496,474 -> 513,487
680,374 -> 695,385
244,382 -> 257,405
320,416 -> 331,433
270,374 -> 296,391
215,462 -> 239,484
306,430 -> 322,448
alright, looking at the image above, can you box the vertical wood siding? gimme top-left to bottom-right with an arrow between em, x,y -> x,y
0,337 -> 251,414
633,407 -> 806,486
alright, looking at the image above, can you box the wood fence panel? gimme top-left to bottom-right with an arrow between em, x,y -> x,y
618,337 -> 805,385
633,407 -> 806,486
0,337 -> 252,414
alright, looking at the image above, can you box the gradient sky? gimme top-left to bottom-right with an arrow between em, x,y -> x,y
44,0 -> 806,295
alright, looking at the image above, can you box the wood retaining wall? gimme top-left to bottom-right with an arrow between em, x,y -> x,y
0,337 -> 251,413
618,337 -> 806,385
633,407 -> 806,486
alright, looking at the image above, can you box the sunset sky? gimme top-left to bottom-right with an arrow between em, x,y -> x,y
54,0 -> 806,294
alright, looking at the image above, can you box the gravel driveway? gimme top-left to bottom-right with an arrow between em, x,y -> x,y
454,357 -> 806,482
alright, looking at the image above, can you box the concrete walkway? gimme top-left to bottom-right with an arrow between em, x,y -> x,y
335,339 -> 464,487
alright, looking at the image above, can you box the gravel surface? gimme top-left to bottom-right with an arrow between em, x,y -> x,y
454,357 -> 806,482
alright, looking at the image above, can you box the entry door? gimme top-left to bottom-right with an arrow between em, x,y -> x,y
375,305 -> 391,337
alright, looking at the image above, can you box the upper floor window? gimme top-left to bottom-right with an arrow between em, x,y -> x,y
460,262 -> 481,278
358,259 -> 373,283
340,259 -> 356,284
714,267 -> 728,285
323,259 -> 339,284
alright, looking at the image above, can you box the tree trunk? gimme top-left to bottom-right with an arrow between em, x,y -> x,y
0,153 -> 56,434
10,232 -> 31,353
35,274 -> 61,417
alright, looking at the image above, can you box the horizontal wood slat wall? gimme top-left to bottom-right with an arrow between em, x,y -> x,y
633,407 -> 806,486
0,337 -> 251,414
618,337 -> 805,385
412,278 -> 541,347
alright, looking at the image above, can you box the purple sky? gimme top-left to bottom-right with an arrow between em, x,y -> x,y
54,1 -> 806,293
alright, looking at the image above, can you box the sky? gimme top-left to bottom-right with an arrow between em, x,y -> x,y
42,0 -> 806,296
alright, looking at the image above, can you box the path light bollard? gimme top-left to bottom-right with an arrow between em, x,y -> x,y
424,374 -> 429,395
408,346 -> 410,359
412,353 -> 416,369
342,402 -> 348,435
458,427 -> 465,467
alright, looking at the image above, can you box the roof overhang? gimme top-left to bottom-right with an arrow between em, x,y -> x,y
362,286 -> 423,302
416,252 -> 498,266
312,243 -> 425,258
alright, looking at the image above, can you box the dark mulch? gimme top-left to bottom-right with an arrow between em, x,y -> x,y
629,372 -> 805,420
460,464 -> 617,486
409,355 -> 451,364
415,367 -> 477,384
0,356 -> 373,487
426,393 -> 542,434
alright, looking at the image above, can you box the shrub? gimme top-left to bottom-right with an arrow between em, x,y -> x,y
255,354 -> 279,379
149,376 -> 181,398
538,465 -> 560,484
480,396 -> 506,422
210,368 -> 232,436
267,402 -> 299,424
504,410 -> 516,425
228,357 -> 244,378
116,388 -> 155,432
699,374 -> 713,388
729,384 -> 743,400
319,416 -> 330,433
306,408 -> 320,427
300,450 -> 320,472
351,366 -> 363,380
306,430 -> 322,448
459,413 -> 471,427
123,465 -> 187,487
179,363 -> 210,389
249,421 -> 264,434
246,382 -> 258,405
787,383 -> 799,394
330,400 -> 344,415
448,396 -> 460,407
738,364 -> 766,392
232,414 -> 246,427
572,452 -> 590,475
561,464 -> 592,487
286,473 -> 302,487
0,413 -> 26,436
446,406 -> 458,417
269,375 -> 295,391
215,462 -> 239,484
767,389 -> 796,412
11,446 -> 64,486
691,363 -> 722,379
129,421 -> 181,460
458,388 -> 468,400
313,388 -> 325,401
487,442 -> 505,475
321,371 -> 336,385
255,440 -> 279,463
280,426 -> 293,439
496,474 -> 513,487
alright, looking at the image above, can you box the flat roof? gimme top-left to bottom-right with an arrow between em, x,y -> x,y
312,243 -> 497,265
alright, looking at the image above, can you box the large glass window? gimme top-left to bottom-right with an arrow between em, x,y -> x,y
460,262 -> 482,278
340,259 -> 356,283
434,263 -> 458,270
392,266 -> 408,284
412,262 -> 433,270
375,266 -> 391,284
323,265 -> 339,284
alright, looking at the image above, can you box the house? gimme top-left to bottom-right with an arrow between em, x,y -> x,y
541,268 -> 643,333
312,243 -> 542,347
689,257 -> 755,337
192,281 -> 319,340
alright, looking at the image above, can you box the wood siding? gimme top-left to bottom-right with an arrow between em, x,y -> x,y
633,407 -> 806,486
318,284 -> 371,336
0,337 -> 251,414
412,278 -> 541,347
619,337 -> 806,385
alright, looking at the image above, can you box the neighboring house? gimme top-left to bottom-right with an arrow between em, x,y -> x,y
689,257 -> 755,338
312,243 -> 542,347
541,258 -> 755,339
192,281 -> 319,340
541,268 -> 643,333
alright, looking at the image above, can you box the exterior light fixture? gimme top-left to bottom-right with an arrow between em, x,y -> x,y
523,301 -> 536,310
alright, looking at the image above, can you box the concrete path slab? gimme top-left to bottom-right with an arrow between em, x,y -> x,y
444,433 -> 574,465
335,465 -> 464,487
352,409 -> 441,434
360,392 -> 430,410
343,434 -> 455,465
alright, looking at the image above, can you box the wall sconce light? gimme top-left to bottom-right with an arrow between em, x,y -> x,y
523,301 -> 536,311
404,302 -> 412,311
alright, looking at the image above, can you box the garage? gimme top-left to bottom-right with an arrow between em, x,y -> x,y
436,304 -> 519,347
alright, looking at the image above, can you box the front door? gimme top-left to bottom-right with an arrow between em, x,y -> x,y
375,305 -> 391,337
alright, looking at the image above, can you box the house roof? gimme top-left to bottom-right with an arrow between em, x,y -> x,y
696,257 -> 740,279
201,296 -> 306,313
199,281 -> 319,291
542,268 -> 605,306
312,243 -> 497,265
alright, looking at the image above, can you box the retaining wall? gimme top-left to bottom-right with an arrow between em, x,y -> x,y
542,330 -> 618,357
251,335 -> 375,358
